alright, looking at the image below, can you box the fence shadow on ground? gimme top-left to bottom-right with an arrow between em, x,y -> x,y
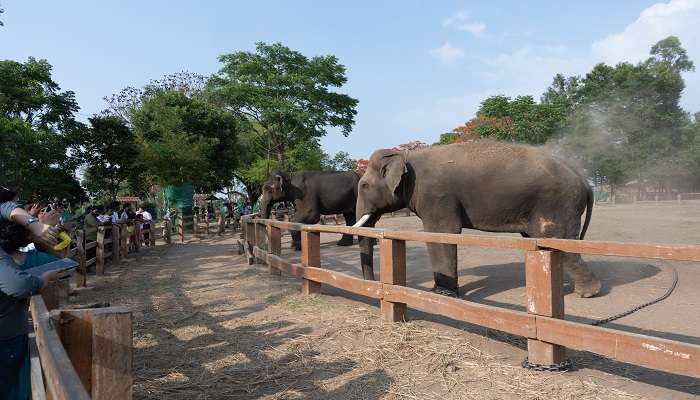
82,237 -> 393,399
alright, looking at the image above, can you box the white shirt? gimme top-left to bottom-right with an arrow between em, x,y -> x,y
97,214 -> 109,223
138,210 -> 152,222
111,211 -> 119,223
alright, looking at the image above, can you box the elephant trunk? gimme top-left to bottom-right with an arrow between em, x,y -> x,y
357,213 -> 380,280
260,196 -> 273,219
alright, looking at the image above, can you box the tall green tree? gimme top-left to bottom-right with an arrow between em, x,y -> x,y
208,42 -> 358,169
72,115 -> 140,200
131,90 -> 240,192
543,36 -> 696,195
0,57 -> 86,202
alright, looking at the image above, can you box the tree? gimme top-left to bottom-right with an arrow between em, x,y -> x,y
72,115 -> 139,200
103,72 -> 207,125
322,151 -> 355,171
439,96 -> 566,145
131,90 -> 241,192
208,42 -> 358,170
0,57 -> 86,202
543,36 -> 696,196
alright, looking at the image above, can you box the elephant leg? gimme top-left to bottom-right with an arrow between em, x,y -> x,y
290,205 -> 320,251
337,212 -> 355,246
527,216 -> 601,298
562,252 -> 601,298
422,212 -> 461,296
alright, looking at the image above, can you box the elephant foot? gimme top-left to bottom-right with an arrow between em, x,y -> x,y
574,278 -> 602,298
431,285 -> 459,298
337,235 -> 354,246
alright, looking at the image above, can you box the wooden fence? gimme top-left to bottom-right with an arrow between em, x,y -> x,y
239,215 -> 700,379
29,283 -> 132,400
60,221 -> 158,288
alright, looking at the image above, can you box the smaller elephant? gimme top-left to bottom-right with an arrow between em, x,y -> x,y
260,171 -> 360,250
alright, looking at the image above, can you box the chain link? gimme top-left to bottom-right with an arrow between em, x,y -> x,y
589,262 -> 678,326
521,357 -> 573,372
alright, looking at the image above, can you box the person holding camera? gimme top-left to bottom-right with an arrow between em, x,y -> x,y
0,187 -> 63,398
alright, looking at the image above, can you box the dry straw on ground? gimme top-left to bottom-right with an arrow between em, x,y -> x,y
75,239 -> 645,400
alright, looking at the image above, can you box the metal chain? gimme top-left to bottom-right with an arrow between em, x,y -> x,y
589,262 -> 678,326
521,357 -> 573,372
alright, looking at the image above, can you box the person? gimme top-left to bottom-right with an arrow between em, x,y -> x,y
84,206 -> 100,243
110,202 -> 121,224
0,220 -> 60,270
0,188 -> 62,398
136,206 -> 152,245
96,205 -> 110,224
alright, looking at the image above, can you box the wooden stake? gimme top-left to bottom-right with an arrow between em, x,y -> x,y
380,238 -> 407,322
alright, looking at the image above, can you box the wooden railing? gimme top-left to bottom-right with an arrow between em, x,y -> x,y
30,285 -> 132,400
240,215 -> 700,379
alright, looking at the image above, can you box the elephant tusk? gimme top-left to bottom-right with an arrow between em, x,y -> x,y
353,214 -> 371,228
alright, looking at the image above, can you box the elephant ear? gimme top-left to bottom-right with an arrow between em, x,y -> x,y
382,152 -> 407,194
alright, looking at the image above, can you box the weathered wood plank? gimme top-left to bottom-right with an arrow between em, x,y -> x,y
525,250 -> 566,365
264,219 -> 304,231
383,285 -> 537,338
28,332 -> 47,400
380,238 -> 407,322
267,254 -> 306,278
30,296 -> 91,400
303,267 -> 383,299
537,238 -> 700,262
301,231 -> 321,295
537,317 -> 700,378
383,231 -> 538,250
302,224 -> 385,239
90,308 -> 133,400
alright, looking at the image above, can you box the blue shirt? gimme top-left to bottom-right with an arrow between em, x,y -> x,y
0,202 -> 44,339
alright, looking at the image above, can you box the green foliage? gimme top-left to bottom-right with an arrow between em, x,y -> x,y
0,58 -> 86,202
322,151 -> 355,171
131,90 -> 240,191
543,36 -> 697,189
208,42 -> 358,169
72,115 -> 140,200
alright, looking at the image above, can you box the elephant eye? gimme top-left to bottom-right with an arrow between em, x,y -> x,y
361,182 -> 369,189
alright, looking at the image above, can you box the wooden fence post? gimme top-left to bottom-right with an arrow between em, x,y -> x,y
678,193 -> 682,205
56,307 -> 133,400
205,213 -> 210,235
267,224 -> 282,275
135,224 -> 142,253
178,217 -> 185,243
119,224 -> 127,259
76,230 -> 87,288
112,225 -> 120,266
380,238 -> 407,322
525,250 -> 565,366
96,227 -> 105,276
193,214 -> 199,236
301,230 -> 321,295
164,221 -> 172,244
217,213 -> 224,236
245,220 -> 255,265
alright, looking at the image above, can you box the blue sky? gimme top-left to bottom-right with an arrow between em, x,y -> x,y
3,0 -> 700,159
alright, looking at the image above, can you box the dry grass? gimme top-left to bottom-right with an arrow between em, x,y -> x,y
73,237 -> 646,400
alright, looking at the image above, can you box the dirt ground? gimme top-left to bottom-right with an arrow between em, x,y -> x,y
71,202 -> 700,399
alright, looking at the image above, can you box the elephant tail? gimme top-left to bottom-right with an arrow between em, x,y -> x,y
579,186 -> 593,240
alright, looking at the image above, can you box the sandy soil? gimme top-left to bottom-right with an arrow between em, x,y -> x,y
71,202 -> 700,399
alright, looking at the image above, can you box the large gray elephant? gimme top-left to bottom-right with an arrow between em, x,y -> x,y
260,171 -> 359,250
353,140 -> 601,298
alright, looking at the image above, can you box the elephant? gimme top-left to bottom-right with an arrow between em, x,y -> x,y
353,140 -> 602,298
260,170 -> 360,250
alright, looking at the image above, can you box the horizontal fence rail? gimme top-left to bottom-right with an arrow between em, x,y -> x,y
239,215 -> 700,379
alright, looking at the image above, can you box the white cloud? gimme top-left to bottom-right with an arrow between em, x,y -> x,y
591,0 -> 700,110
442,11 -> 486,38
431,41 -> 465,64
